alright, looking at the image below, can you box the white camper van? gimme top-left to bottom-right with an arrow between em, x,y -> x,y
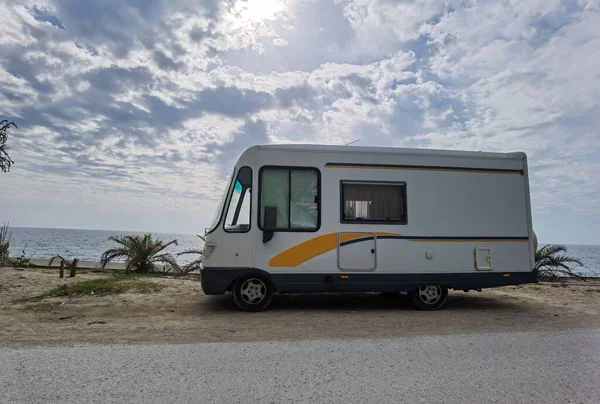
201,144 -> 537,311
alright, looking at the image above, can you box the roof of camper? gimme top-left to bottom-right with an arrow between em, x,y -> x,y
253,144 -> 525,160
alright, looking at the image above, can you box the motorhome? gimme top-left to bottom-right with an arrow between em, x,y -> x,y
200,144 -> 537,311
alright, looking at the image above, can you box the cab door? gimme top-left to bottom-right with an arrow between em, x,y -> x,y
255,165 -> 321,270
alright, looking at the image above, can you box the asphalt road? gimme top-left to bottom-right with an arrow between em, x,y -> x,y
1,330 -> 599,404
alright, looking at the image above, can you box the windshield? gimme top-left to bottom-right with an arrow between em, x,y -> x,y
208,169 -> 235,232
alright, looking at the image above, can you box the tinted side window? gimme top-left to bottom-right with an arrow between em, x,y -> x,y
341,182 -> 407,224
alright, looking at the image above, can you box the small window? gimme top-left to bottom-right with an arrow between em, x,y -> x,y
224,166 -> 252,232
341,181 -> 407,224
260,167 -> 320,231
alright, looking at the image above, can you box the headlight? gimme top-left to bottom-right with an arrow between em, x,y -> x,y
203,243 -> 216,258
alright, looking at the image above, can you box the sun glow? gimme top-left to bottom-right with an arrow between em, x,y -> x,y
235,0 -> 285,22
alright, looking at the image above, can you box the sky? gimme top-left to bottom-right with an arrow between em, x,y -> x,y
0,0 -> 599,244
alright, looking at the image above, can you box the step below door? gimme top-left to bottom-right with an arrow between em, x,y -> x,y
337,232 -> 376,271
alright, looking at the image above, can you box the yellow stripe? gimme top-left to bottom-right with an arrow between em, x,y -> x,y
269,233 -> 337,267
326,165 -> 520,175
269,232 -> 400,268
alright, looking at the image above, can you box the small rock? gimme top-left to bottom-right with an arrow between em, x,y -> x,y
87,320 -> 106,325
553,314 -> 559,317
59,316 -> 73,320
227,329 -> 236,333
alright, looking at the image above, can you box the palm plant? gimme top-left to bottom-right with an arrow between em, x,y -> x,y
101,234 -> 178,273
0,222 -> 11,266
175,234 -> 204,275
535,244 -> 583,280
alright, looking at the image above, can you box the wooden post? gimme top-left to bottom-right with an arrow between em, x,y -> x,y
59,261 -> 64,278
69,259 -> 78,278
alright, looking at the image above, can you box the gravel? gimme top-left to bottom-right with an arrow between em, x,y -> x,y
1,330 -> 599,404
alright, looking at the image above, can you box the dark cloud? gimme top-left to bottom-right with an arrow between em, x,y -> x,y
2,52 -> 55,95
51,0 -> 229,58
191,87 -> 274,117
153,50 -> 183,71
52,0 -> 144,57
85,66 -> 154,93
0,88 -> 25,102
189,23 -> 215,42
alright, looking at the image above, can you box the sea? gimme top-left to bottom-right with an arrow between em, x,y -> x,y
5,227 -> 600,276
6,227 -> 203,265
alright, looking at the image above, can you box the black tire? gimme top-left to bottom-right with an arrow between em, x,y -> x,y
231,274 -> 275,312
408,285 -> 448,310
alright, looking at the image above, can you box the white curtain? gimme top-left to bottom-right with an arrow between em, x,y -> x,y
261,169 -> 290,228
290,170 -> 318,229
343,183 -> 403,221
261,168 -> 318,229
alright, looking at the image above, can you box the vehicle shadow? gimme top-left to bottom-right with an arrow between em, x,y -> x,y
200,291 -> 523,313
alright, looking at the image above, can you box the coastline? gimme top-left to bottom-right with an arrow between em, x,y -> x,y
28,259 -> 128,270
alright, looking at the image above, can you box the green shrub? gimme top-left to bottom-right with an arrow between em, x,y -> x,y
21,275 -> 166,302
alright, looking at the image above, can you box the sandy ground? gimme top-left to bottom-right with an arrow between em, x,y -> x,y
1,267 -> 599,348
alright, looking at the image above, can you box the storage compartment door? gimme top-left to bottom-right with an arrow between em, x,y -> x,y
475,247 -> 493,271
337,232 -> 376,271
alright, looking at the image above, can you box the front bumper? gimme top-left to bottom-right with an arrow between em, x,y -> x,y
200,268 -> 250,295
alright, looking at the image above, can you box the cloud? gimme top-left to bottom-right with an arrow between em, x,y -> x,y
31,6 -> 65,30
0,0 -> 598,243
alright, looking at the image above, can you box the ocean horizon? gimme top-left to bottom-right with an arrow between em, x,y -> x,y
5,226 -> 600,276
6,226 -> 202,265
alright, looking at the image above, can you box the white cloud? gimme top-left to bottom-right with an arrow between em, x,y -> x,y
0,0 -> 598,243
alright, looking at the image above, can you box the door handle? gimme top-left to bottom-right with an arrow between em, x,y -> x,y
371,249 -> 375,254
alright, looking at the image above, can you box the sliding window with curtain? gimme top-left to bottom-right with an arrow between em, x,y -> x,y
341,182 -> 406,223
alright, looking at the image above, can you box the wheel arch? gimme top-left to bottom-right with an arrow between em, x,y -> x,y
226,268 -> 276,292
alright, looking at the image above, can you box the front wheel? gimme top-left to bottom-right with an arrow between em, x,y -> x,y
409,285 -> 448,310
232,274 -> 275,312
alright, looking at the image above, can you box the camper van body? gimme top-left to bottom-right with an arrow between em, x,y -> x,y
201,144 -> 536,311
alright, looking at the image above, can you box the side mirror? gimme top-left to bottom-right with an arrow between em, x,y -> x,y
263,206 -> 277,243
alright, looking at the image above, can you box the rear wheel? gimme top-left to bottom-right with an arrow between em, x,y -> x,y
232,274 -> 274,312
409,285 -> 448,310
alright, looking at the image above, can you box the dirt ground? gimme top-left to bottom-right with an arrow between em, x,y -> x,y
1,267 -> 599,348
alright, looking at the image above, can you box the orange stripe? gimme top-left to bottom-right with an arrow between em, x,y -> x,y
269,232 -> 400,268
